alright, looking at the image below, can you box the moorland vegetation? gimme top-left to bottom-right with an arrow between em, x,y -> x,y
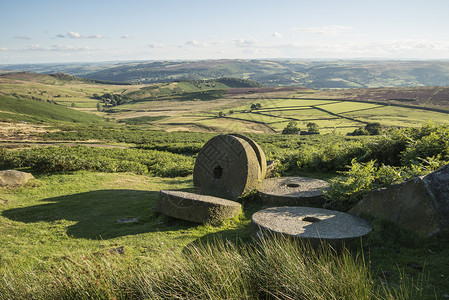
1,69 -> 449,299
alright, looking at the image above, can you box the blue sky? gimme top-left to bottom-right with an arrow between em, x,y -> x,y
1,0 -> 449,64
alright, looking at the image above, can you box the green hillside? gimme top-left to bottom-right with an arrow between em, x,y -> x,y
0,95 -> 104,124
8,59 -> 447,88
80,59 -> 449,88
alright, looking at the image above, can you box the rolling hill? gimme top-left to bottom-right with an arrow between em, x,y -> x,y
3,59 -> 449,88
0,95 -> 105,124
1,72 -> 449,135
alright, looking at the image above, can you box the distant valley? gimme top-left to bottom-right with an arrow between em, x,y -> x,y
2,59 -> 449,89
1,72 -> 449,136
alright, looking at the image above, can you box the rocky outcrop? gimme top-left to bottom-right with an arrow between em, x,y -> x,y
349,164 -> 449,237
0,170 -> 34,187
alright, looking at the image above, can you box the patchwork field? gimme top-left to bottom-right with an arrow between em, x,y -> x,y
2,72 -> 449,135
136,96 -> 449,134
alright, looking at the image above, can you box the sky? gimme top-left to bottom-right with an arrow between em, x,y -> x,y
1,0 -> 449,64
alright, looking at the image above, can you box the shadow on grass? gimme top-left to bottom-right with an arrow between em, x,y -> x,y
2,189 -> 198,240
182,201 -> 264,254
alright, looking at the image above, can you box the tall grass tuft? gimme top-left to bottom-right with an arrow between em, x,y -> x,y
245,237 -> 376,299
0,237 -> 423,299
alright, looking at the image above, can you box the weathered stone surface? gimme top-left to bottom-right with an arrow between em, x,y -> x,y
0,170 -> 34,187
265,161 -> 277,178
349,163 -> 449,237
157,190 -> 242,224
252,206 -> 372,248
229,133 -> 267,180
193,134 -> 261,200
257,177 -> 329,207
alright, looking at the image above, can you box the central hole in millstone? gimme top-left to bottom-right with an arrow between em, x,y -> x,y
286,183 -> 300,188
213,165 -> 223,179
302,216 -> 321,223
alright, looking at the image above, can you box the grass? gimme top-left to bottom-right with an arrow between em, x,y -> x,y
130,95 -> 449,134
0,172 -> 247,271
0,169 -> 448,298
3,72 -> 449,135
0,95 -> 105,124
2,72 -> 449,298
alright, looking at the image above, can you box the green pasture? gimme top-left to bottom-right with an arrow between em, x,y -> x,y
0,95 -> 104,124
4,72 -> 449,135
0,172 -> 248,271
1,124 -> 449,298
202,97 -> 449,134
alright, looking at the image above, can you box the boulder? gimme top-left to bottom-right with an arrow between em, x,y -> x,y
157,190 -> 242,224
0,170 -> 34,187
257,177 -> 329,207
252,206 -> 372,248
349,164 -> 449,237
193,134 -> 262,200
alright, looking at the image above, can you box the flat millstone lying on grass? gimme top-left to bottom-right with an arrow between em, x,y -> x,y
257,177 -> 329,206
157,190 -> 242,224
252,206 -> 372,248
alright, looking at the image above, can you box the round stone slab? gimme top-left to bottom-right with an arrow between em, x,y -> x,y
257,177 -> 329,207
157,190 -> 242,224
251,206 -> 372,247
229,133 -> 267,180
193,134 -> 260,200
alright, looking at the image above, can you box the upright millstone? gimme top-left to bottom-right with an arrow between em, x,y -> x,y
193,134 -> 262,200
229,133 -> 267,181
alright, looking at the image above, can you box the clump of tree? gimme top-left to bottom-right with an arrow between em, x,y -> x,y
177,78 -> 262,88
282,120 -> 301,134
351,122 -> 383,136
215,77 -> 262,88
306,122 -> 320,134
251,103 -> 262,110
92,93 -> 130,107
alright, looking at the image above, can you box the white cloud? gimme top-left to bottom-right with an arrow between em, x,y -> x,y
148,43 -> 166,48
57,31 -> 104,39
67,31 -> 81,38
293,25 -> 352,36
0,47 -> 8,51
275,39 -> 449,58
384,39 -> 449,51
28,44 -> 42,50
272,32 -> 282,38
51,44 -> 89,51
186,40 -> 208,47
121,35 -> 132,39
25,44 -> 90,52
89,34 -> 104,39
233,38 -> 256,47
14,36 -> 31,40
